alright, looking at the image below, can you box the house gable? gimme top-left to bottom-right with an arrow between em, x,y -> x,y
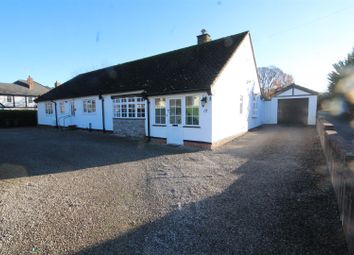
211,32 -> 262,143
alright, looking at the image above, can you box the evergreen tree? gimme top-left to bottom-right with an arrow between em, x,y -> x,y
328,48 -> 354,93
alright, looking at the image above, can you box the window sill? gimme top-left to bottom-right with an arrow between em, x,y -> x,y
113,117 -> 145,120
152,124 -> 166,127
183,125 -> 200,128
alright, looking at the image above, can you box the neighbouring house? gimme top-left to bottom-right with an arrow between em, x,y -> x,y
0,76 -> 50,110
36,30 -> 317,148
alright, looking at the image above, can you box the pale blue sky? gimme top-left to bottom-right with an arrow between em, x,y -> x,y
0,0 -> 353,92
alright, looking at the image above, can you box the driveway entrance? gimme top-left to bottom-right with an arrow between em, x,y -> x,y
0,126 -> 347,254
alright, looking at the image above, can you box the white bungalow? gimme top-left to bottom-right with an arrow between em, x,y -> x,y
36,30 -> 317,149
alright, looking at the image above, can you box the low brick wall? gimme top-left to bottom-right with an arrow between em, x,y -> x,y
183,140 -> 212,150
317,117 -> 354,254
149,137 -> 166,145
113,118 -> 145,138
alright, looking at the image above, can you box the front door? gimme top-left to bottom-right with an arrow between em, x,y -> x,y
66,100 -> 76,126
70,100 -> 76,116
166,98 -> 183,145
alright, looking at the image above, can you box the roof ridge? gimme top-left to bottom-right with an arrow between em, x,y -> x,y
75,31 -> 249,78
36,30 -> 251,102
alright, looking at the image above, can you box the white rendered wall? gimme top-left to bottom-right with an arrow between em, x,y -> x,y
247,93 -> 263,129
306,95 -> 317,125
263,99 -> 278,124
103,95 -> 114,131
211,33 -> 262,143
293,88 -> 310,95
37,95 -> 114,131
148,92 -> 212,143
37,102 -> 57,126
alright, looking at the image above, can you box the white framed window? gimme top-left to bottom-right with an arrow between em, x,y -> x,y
169,99 -> 182,125
154,98 -> 166,124
83,99 -> 96,113
59,102 -> 65,114
137,103 -> 145,118
185,96 -> 199,126
136,97 -> 145,118
113,97 -> 145,119
239,95 -> 244,114
121,101 -> 127,117
45,102 -> 53,115
252,94 -> 258,117
113,98 -> 121,118
7,96 -> 12,103
128,101 -> 135,118
28,97 -> 34,103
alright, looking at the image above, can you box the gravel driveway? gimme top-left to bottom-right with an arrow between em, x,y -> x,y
0,126 -> 348,254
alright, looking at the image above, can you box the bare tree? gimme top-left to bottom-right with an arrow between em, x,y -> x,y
258,66 -> 294,98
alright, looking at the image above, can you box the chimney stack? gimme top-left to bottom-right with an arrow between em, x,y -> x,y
197,29 -> 211,45
27,75 -> 34,90
54,81 -> 61,88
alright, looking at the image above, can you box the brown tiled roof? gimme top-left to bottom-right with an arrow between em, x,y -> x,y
36,31 -> 248,102
0,80 -> 50,96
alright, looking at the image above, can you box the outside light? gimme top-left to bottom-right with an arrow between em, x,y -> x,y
201,96 -> 208,107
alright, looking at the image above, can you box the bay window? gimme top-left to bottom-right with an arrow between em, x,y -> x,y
113,97 -> 145,118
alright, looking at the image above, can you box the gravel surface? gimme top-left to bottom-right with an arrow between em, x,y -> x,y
0,126 -> 348,254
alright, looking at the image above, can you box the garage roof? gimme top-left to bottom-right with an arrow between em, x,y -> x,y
274,84 -> 318,97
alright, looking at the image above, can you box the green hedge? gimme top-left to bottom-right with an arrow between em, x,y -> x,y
0,110 -> 37,127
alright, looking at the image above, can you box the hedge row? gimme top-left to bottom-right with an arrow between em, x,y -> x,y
0,110 -> 37,127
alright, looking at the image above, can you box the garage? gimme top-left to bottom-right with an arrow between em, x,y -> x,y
263,84 -> 318,126
278,98 -> 309,125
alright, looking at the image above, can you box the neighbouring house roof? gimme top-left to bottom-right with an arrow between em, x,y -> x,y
273,83 -> 319,97
0,80 -> 50,97
36,31 -> 249,102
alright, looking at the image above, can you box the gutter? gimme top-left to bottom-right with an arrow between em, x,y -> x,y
51,100 -> 59,128
142,91 -> 151,142
99,95 -> 106,132
146,88 -> 211,97
146,98 -> 151,142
